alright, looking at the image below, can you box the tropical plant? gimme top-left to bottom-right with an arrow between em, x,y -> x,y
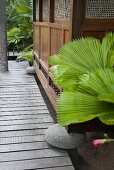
6,0 -> 33,51
49,33 -> 114,126
17,51 -> 33,65
6,0 -> 18,30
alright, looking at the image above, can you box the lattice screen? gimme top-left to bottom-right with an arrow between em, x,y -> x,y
86,0 -> 114,18
36,0 -> 39,21
43,0 -> 49,21
54,0 -> 71,20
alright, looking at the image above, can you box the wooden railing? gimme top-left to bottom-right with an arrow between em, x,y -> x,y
33,21 -> 70,109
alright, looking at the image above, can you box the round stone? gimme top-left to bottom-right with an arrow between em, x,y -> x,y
45,124 -> 85,149
26,66 -> 35,74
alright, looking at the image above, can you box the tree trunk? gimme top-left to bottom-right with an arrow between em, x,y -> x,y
0,0 -> 8,72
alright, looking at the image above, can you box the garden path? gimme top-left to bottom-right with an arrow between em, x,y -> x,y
0,61 -> 74,170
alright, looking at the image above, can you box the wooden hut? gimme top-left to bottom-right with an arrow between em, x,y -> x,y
33,0 -> 114,108
33,0 -> 72,109
33,0 -> 114,132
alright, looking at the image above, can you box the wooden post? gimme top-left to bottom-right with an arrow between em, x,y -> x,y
33,0 -> 36,21
70,0 -> 86,39
49,0 -> 55,23
39,0 -> 43,22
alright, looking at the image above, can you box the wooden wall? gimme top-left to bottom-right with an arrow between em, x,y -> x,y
33,0 -> 70,108
70,0 -> 114,40
33,0 -> 114,110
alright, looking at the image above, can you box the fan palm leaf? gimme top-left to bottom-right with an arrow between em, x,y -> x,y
49,33 -> 114,90
57,91 -> 114,126
79,68 -> 114,96
49,33 -> 114,126
15,0 -> 32,15
57,69 -> 114,126
50,65 -> 79,91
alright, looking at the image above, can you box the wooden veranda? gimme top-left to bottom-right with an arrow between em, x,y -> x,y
0,61 -> 74,170
33,0 -> 114,110
33,0 -> 114,133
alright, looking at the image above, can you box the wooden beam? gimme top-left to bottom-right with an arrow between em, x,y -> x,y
49,0 -> 55,23
39,0 -> 43,22
70,0 -> 86,39
33,0 -> 36,21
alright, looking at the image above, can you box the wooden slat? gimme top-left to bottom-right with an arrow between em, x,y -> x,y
33,0 -> 36,21
0,100 -> 45,105
0,61 -> 74,170
0,117 -> 53,125
0,96 -> 44,101
0,93 -> 42,97
0,135 -> 45,145
37,166 -> 75,170
0,106 -> 48,112
34,61 -> 57,109
0,90 -> 41,94
49,0 -> 55,23
0,114 -> 51,121
0,157 -> 72,170
33,21 -> 69,30
0,149 -> 67,162
0,141 -> 50,153
0,103 -> 46,108
70,0 -> 86,39
0,129 -> 46,137
39,0 -> 43,22
0,110 -> 49,116
0,123 -> 53,132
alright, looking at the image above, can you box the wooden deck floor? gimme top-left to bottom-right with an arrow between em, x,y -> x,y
0,61 -> 74,170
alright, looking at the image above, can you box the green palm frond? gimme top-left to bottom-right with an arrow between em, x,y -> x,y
79,68 -> 114,96
15,0 -> 32,15
50,65 -> 79,91
57,91 -> 114,126
99,111 -> 114,125
57,69 -> 114,126
99,93 -> 114,103
59,37 -> 103,71
101,32 -> 114,67
49,33 -> 114,126
49,33 -> 114,90
17,51 -> 33,64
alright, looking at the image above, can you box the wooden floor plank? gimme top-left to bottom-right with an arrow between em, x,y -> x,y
0,157 -> 72,170
0,61 -> 74,170
38,166 -> 75,170
0,103 -> 47,108
0,114 -> 51,121
0,106 -> 48,112
0,141 -> 50,153
0,94 -> 42,98
0,110 -> 49,116
0,117 -> 53,125
0,135 -> 45,145
0,122 -> 53,132
0,97 -> 44,102
0,99 -> 44,104
0,129 -> 46,137
0,149 -> 67,163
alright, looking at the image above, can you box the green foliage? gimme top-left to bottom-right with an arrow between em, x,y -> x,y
6,0 -> 33,51
49,33 -> 114,126
17,51 -> 33,64
14,0 -> 32,15
23,44 -> 33,52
